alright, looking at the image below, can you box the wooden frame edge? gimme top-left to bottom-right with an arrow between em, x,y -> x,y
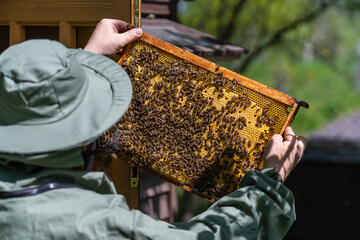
122,32 -> 300,108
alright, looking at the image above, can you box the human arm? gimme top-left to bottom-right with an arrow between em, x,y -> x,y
2,169 -> 297,240
9,127 -> 305,239
171,168 -> 296,240
83,18 -> 143,56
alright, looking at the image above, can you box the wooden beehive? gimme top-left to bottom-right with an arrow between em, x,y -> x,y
96,31 -> 308,202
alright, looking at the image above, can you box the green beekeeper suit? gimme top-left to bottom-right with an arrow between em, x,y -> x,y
0,40 -> 295,240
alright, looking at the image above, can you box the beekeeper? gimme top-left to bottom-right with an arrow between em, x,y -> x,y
0,18 -> 306,240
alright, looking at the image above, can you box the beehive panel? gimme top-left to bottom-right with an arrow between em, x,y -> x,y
96,33 -> 306,201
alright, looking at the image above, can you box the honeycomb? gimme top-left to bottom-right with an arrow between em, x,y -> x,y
97,40 -> 293,200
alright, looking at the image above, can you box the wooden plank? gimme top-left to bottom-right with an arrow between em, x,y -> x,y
143,0 -> 171,3
59,21 -> 76,48
9,21 -> 24,45
0,0 -> 131,24
142,3 -> 170,16
115,0 -> 132,23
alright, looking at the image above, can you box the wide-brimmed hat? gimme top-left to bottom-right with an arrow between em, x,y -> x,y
0,40 -> 132,157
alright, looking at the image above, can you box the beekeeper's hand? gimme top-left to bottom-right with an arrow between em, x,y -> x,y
264,126 -> 307,181
84,18 -> 143,56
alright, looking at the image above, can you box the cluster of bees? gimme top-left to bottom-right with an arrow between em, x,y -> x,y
97,43 -> 286,198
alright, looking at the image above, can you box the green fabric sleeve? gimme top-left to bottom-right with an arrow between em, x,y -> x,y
170,168 -> 295,240
129,168 -> 294,240
0,168 -> 295,240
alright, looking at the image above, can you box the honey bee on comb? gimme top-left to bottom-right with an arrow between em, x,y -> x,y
96,34 -> 307,202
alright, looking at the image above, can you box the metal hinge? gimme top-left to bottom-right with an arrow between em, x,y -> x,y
130,164 -> 139,188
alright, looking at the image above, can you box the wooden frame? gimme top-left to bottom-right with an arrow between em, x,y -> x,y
114,30 -> 309,202
120,31 -> 309,121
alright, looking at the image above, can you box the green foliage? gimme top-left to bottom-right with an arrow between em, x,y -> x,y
179,0 -> 320,46
243,8 -> 360,135
180,0 -> 329,73
178,2 -> 360,136
334,0 -> 360,10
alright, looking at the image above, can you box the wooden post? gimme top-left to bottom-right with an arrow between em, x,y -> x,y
59,21 -> 76,48
9,21 -> 25,45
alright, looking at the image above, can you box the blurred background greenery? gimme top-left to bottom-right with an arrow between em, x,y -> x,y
178,0 -> 360,136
